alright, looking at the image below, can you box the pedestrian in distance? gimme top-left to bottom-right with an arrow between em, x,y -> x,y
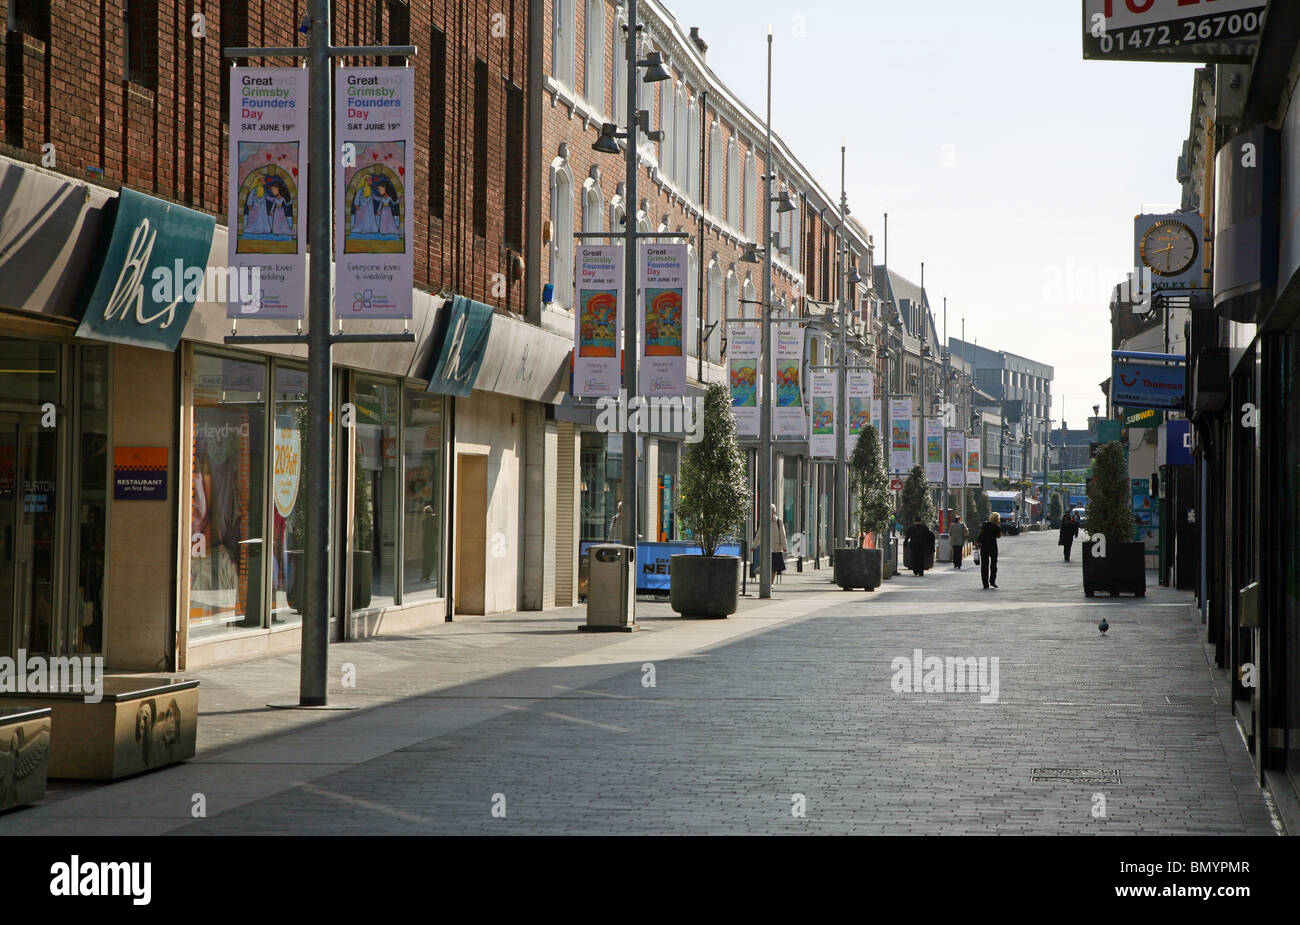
976,511 -> 1002,589
608,500 -> 623,541
1058,511 -> 1079,563
904,518 -> 936,577
948,515 -> 968,570
753,504 -> 788,584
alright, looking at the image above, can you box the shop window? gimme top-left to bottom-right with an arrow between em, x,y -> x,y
353,378 -> 399,611
270,367 -> 307,626
190,355 -> 267,641
0,339 -> 59,405
580,431 -> 622,543
72,347 -> 109,654
403,389 -> 444,600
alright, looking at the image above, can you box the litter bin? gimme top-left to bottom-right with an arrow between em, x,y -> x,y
936,534 -> 951,562
582,544 -> 638,631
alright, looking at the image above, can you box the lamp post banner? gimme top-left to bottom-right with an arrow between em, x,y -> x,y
573,245 -> 623,398
727,325 -> 760,437
772,325 -> 806,439
924,417 -> 944,483
871,398 -> 883,453
810,371 -> 836,457
227,66 -> 308,319
968,439 -> 981,487
888,398 -> 913,474
947,430 -> 966,487
847,371 -> 873,437
638,242 -> 688,396
334,66 -> 415,319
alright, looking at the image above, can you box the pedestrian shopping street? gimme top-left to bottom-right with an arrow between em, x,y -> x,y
1,533 -> 1273,836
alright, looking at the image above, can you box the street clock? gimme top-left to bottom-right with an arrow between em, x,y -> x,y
1138,218 -> 1198,277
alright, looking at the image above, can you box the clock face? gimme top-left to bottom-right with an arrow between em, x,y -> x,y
1140,220 -> 1198,277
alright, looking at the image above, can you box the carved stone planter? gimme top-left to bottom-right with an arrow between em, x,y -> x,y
0,706 -> 52,811
1,677 -> 199,780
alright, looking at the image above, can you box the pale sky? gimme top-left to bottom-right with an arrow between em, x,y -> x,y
670,0 -> 1198,428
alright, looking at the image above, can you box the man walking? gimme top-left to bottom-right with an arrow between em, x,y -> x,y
1058,511 -> 1079,563
976,512 -> 1002,589
949,515 -> 968,569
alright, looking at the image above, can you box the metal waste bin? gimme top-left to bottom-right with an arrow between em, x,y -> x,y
584,543 -> 636,630
937,534 -> 951,562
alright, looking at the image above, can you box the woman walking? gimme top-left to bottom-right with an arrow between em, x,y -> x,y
976,512 -> 1002,589
755,504 -> 788,583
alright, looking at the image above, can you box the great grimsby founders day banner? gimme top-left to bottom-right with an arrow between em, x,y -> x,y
335,67 -> 415,319
574,245 -> 623,398
639,242 -> 688,396
228,67 -> 308,318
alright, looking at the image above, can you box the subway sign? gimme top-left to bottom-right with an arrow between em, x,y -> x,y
1082,0 -> 1265,63
1121,407 -> 1164,429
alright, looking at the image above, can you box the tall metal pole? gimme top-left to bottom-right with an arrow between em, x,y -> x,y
301,0 -> 333,706
622,0 -> 640,553
759,27 -> 773,598
834,145 -> 848,553
941,294 -> 948,529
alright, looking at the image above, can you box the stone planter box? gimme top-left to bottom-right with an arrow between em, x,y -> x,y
1,677 -> 199,780
834,547 -> 881,591
0,706 -> 52,812
1082,540 -> 1146,597
670,555 -> 741,618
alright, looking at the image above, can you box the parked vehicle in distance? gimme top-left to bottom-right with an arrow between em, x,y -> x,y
1070,507 -> 1087,527
986,490 -> 1024,535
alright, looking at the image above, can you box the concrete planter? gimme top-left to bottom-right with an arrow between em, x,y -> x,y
1082,540 -> 1146,597
1,677 -> 199,780
834,547 -> 881,591
0,706 -> 51,811
670,555 -> 741,618
882,537 -> 898,579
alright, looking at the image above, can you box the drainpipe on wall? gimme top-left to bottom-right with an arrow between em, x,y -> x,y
525,0 -> 543,324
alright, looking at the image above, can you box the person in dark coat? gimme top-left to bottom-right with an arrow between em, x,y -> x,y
1058,512 -> 1079,563
904,518 -> 936,577
976,512 -> 1002,589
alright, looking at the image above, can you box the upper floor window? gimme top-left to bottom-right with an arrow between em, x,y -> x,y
553,0 -> 576,87
743,150 -> 757,238
708,122 -> 721,217
726,139 -> 738,228
584,0 -> 606,111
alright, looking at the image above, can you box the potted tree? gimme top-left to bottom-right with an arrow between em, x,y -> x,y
899,464 -> 936,572
835,425 -> 889,590
1048,491 -> 1064,529
671,383 -> 749,618
1082,440 -> 1145,597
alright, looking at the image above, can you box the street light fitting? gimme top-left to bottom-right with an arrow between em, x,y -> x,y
592,123 -> 622,155
639,51 -> 671,82
774,189 -> 797,213
740,243 -> 763,263
846,264 -> 863,285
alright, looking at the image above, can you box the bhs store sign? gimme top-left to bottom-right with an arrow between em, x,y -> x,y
77,188 -> 216,351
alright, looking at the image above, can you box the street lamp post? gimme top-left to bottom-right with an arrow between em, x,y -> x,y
833,145 -> 849,556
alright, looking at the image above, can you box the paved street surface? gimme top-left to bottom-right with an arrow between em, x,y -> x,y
2,533 -> 1276,835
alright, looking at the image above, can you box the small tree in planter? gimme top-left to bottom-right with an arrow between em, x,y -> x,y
1048,491 -> 1064,528
836,425 -> 889,590
1082,440 -> 1144,597
672,383 -> 749,617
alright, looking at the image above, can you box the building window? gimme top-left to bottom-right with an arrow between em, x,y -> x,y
403,389 -> 445,600
505,82 -> 525,251
124,0 -> 159,89
550,155 -> 575,308
218,2 -> 248,126
582,177 -> 605,233
686,245 -> 699,359
382,0 -> 410,67
190,354 -> 268,641
707,260 -> 722,363
744,150 -> 757,238
687,99 -> 700,202
726,138 -> 738,227
269,366 -> 308,627
708,123 -> 721,217
675,85 -> 688,188
612,11 -> 627,125
428,26 -> 448,218
353,378 -> 400,612
659,75 -> 674,180
585,0 -> 606,112
473,59 -> 489,237
553,0 -> 575,86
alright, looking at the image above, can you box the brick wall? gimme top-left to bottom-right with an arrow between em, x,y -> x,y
0,0 -> 530,313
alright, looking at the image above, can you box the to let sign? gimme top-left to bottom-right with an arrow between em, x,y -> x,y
1082,0 -> 1265,63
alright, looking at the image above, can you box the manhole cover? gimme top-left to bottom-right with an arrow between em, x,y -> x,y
1031,768 -> 1120,783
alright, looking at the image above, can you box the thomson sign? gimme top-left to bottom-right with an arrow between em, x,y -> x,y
1082,0 -> 1265,63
